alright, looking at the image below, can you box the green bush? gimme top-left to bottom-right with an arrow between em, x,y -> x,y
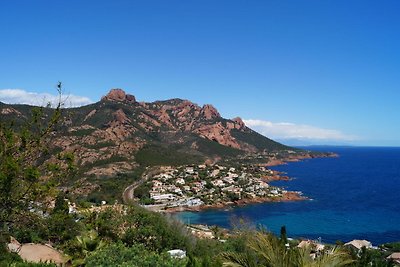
79,205 -> 192,253
122,206 -> 192,252
85,168 -> 144,204
9,215 -> 47,244
133,181 -> 152,200
135,145 -> 203,166
85,243 -> 186,267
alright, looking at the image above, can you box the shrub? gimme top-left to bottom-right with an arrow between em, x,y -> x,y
85,243 -> 186,267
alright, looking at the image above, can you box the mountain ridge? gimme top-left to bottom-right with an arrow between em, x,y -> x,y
0,88 -> 306,197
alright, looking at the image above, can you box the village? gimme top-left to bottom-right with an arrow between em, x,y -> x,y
142,163 -> 301,210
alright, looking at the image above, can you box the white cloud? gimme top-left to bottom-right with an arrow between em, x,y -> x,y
0,89 -> 93,108
243,119 -> 357,141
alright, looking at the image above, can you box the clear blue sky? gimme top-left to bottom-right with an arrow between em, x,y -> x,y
1,0 -> 399,146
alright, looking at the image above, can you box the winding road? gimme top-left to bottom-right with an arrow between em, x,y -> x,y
122,166 -> 164,204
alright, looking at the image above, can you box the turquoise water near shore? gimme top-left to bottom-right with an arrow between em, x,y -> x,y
174,147 -> 400,245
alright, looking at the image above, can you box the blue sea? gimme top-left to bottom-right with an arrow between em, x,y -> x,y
174,147 -> 400,245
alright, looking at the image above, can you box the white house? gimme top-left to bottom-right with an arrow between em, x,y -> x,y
185,167 -> 194,174
223,177 -> 235,184
151,193 -> 176,203
176,178 -> 185,185
160,173 -> 173,180
185,198 -> 204,207
212,180 -> 225,187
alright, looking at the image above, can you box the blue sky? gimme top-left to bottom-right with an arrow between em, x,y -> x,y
1,1 -> 399,146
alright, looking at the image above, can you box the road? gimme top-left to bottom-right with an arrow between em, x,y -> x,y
122,166 -> 164,204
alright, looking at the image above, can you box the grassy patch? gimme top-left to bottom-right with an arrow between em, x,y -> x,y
195,137 -> 243,157
231,129 -> 289,151
135,145 -> 203,166
83,155 -> 128,169
85,168 -> 145,204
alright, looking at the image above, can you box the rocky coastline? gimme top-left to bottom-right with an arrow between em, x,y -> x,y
160,152 -> 337,213
265,151 -> 338,167
163,191 -> 307,213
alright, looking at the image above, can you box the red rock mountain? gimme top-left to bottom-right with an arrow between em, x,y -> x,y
0,89 -> 290,187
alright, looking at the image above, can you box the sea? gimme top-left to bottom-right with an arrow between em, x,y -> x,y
174,146 -> 400,245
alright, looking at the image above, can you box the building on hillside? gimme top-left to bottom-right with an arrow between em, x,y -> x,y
153,180 -> 163,187
176,178 -> 185,185
344,240 -> 372,250
212,179 -> 225,187
297,240 -> 325,252
151,193 -> 176,203
185,198 -> 204,207
210,169 -> 220,177
223,177 -> 235,184
160,173 -> 173,180
387,252 -> 400,264
185,167 -> 194,174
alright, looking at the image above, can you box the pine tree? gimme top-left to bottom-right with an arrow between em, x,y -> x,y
280,225 -> 288,244
0,83 -> 75,245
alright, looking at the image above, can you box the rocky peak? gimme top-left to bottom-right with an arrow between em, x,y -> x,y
1,107 -> 22,116
102,88 -> 136,103
232,117 -> 245,129
201,104 -> 220,120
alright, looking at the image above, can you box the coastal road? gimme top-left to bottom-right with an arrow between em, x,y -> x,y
122,166 -> 163,204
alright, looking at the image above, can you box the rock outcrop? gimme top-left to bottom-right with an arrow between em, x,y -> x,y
201,104 -> 220,120
101,88 -> 136,103
1,107 -> 22,116
232,117 -> 245,129
194,122 -> 241,149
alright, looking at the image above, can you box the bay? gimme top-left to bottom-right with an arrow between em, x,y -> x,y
174,147 -> 400,244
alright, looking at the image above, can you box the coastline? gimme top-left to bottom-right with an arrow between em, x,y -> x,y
162,191 -> 308,213
144,152 -> 337,214
265,151 -> 339,167
166,147 -> 400,245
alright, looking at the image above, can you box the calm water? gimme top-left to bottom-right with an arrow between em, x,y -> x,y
174,147 -> 400,245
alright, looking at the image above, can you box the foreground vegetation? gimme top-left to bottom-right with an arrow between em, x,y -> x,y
1,201 -> 398,266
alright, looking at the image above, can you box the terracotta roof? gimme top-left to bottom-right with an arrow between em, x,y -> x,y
344,239 -> 372,250
387,252 -> 400,260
